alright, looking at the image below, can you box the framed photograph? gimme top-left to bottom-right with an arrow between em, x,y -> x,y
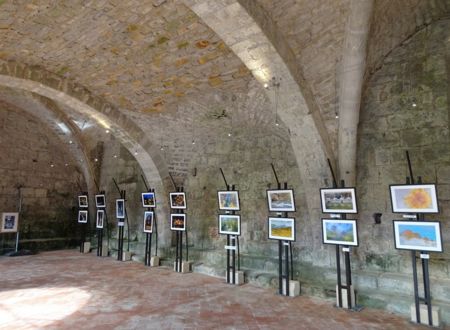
171,214 -> 186,231
393,220 -> 442,252
143,211 -> 154,233
390,184 -> 439,214
268,217 -> 295,241
78,210 -> 88,223
322,219 -> 358,246
170,192 -> 186,209
96,210 -> 105,229
320,188 -> 358,214
218,214 -> 241,235
116,199 -> 125,219
1,212 -> 19,233
95,194 -> 105,208
142,192 -> 156,208
267,189 -> 295,212
78,195 -> 88,208
217,191 -> 240,211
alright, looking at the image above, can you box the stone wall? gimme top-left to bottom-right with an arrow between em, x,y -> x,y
0,101 -> 84,251
356,19 -> 450,318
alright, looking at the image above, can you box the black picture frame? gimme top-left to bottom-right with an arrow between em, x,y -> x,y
169,192 -> 186,209
95,194 -> 106,208
218,214 -> 241,236
321,218 -> 359,247
319,187 -> 358,214
266,189 -> 296,212
267,217 -> 296,241
116,199 -> 125,219
171,213 -> 186,231
389,184 -> 439,214
393,220 -> 443,252
142,192 -> 156,208
217,190 -> 240,211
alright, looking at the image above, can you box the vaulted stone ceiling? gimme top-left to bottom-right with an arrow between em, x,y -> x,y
0,0 -> 448,184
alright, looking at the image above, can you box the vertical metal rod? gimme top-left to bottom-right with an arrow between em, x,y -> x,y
278,240 -> 283,295
155,214 -> 158,256
271,163 -> 281,186
179,231 -> 183,272
15,232 -> 19,253
406,151 -> 415,183
145,233 -> 149,265
289,242 -> 294,280
412,251 -> 420,323
149,233 -> 152,265
227,234 -> 230,283
175,231 -> 179,271
285,242 -> 289,296
219,168 -> 229,188
232,237 -> 236,285
327,158 -> 338,187
185,230 -> 189,262
237,236 -> 240,271
423,258 -> 433,326
345,250 -> 352,309
336,245 -> 342,308
141,174 -> 149,191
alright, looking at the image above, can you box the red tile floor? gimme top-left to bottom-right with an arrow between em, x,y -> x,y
0,250 -> 433,329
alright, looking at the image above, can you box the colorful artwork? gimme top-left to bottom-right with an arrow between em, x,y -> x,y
322,219 -> 358,246
268,217 -> 295,241
96,210 -> 104,229
143,211 -> 154,233
390,184 -> 438,213
78,210 -> 88,224
218,215 -> 240,235
95,194 -> 105,208
1,212 -> 19,233
116,199 -> 125,219
320,188 -> 358,214
171,214 -> 186,231
218,191 -> 240,211
170,192 -> 186,209
267,190 -> 295,212
78,195 -> 88,208
393,221 -> 442,252
142,192 -> 156,208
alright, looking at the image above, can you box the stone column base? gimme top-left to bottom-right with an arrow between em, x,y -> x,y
150,256 -> 160,267
411,304 -> 440,327
227,270 -> 244,285
336,284 -> 355,309
81,242 -> 90,254
282,279 -> 300,297
174,261 -> 192,273
122,251 -> 132,261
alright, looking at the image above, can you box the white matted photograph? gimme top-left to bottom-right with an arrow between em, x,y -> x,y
96,210 -> 105,229
143,211 -> 154,233
390,184 -> 439,214
393,220 -> 442,252
78,195 -> 88,208
78,210 -> 88,223
218,214 -> 240,235
142,192 -> 156,208
266,189 -> 295,212
268,217 -> 296,241
171,213 -> 186,231
95,194 -> 106,208
322,219 -> 358,246
217,191 -> 240,211
320,188 -> 358,214
116,199 -> 125,219
1,212 -> 19,233
170,192 -> 186,209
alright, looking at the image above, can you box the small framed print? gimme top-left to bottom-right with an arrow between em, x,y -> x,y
217,191 -> 240,211
393,220 -> 443,252
268,217 -> 295,241
78,210 -> 88,223
320,188 -> 358,214
218,214 -> 240,235
267,189 -> 295,212
96,210 -> 105,229
116,199 -> 125,219
143,211 -> 154,233
171,214 -> 186,231
170,192 -> 186,209
95,194 -> 106,208
1,212 -> 19,233
78,195 -> 88,208
322,219 -> 358,246
390,184 -> 439,214
142,192 -> 156,208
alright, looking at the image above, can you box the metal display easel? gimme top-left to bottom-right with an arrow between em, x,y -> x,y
270,164 -> 294,296
219,168 -> 241,285
96,190 -> 109,257
142,174 -> 159,267
78,191 -> 89,253
113,178 -> 130,261
404,151 -> 434,326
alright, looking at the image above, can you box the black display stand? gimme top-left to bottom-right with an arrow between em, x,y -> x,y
141,175 -> 159,267
113,178 -> 130,262
96,190 -> 108,257
270,164 -> 294,296
219,168 -> 241,285
326,160 -> 356,310
405,151 -> 433,326
78,191 -> 89,254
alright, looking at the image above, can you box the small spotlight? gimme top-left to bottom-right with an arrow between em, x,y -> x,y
275,122 -> 279,126
264,83 -> 269,89
335,114 -> 339,119
69,140 -> 73,144
412,102 -> 417,107
228,133 -> 232,137
105,129 -> 110,134
94,158 -> 98,162
113,155 -> 117,158
160,147 -> 164,151
50,164 -> 54,168
192,140 -> 195,145
134,151 -> 138,155
65,163 -> 68,167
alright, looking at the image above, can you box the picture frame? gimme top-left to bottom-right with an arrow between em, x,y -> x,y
171,214 -> 186,231
268,217 -> 295,241
266,189 -> 295,212
1,212 -> 19,233
96,210 -> 104,229
390,184 -> 439,214
218,214 -> 241,235
217,191 -> 240,211
170,192 -> 186,209
322,219 -> 358,246
143,211 -> 154,233
78,210 -> 88,224
393,220 -> 443,252
142,192 -> 156,208
116,199 -> 125,219
95,194 -> 106,208
320,188 -> 358,214
78,195 -> 88,208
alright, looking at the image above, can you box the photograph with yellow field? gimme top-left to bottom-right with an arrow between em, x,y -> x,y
268,217 -> 295,241
390,184 -> 438,214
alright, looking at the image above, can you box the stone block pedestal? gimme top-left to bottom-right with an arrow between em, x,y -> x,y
122,251 -> 132,261
81,242 -> 90,254
150,256 -> 160,267
282,279 -> 300,297
100,243 -> 108,257
411,304 -> 440,327
174,261 -> 192,273
336,284 -> 355,309
227,270 -> 244,285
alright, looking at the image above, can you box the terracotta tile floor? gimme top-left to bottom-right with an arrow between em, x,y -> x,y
0,250 -> 432,329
